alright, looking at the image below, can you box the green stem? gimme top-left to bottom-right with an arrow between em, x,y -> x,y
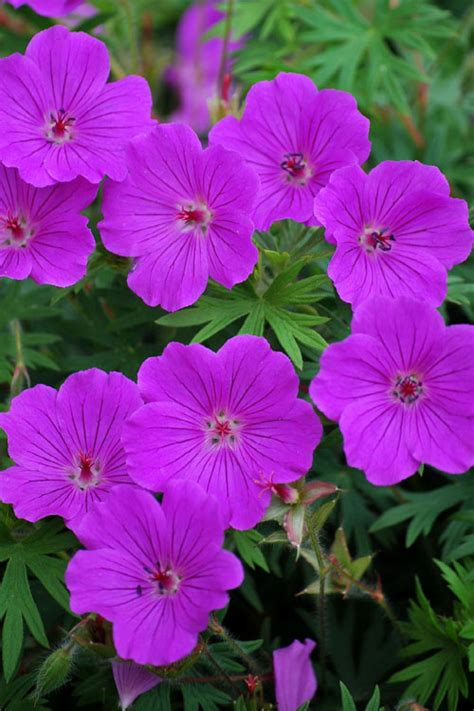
202,642 -> 242,695
9,319 -> 30,396
209,616 -> 260,674
217,0 -> 235,97
306,514 -> 328,679
120,0 -> 139,73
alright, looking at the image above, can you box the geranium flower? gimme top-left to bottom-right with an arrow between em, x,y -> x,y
122,335 -> 322,529
209,72 -> 370,231
0,369 -> 142,530
99,123 -> 259,312
169,0 -> 242,133
0,163 -> 97,286
314,161 -> 473,307
112,661 -> 161,710
0,26 -> 154,187
273,639 -> 317,711
3,0 -> 83,15
310,296 -> 474,485
66,481 -> 244,666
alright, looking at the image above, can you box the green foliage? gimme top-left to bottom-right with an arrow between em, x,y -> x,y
391,576 -> 471,711
233,530 -> 270,572
157,253 -> 329,369
340,682 -> 382,711
0,519 -> 76,681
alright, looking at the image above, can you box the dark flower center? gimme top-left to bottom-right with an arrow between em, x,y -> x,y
0,213 -> 32,249
359,226 -> 395,254
70,452 -> 102,490
176,202 -> 212,234
144,565 -> 181,595
205,410 -> 241,448
393,374 -> 423,405
45,108 -> 76,144
281,152 -> 312,186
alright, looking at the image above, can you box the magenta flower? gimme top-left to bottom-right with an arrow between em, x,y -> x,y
0,26 -> 153,187
0,369 -> 142,530
314,161 -> 473,307
0,164 -> 97,286
99,123 -> 259,312
112,661 -> 161,710
3,0 -> 83,15
122,336 -> 322,529
169,0 -> 242,133
66,481 -> 244,666
273,639 -> 317,711
209,72 -> 370,231
310,297 -> 474,486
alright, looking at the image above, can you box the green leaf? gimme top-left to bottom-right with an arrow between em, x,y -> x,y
233,530 -> 269,572
2,604 -> 23,682
364,685 -> 381,711
339,681 -> 357,711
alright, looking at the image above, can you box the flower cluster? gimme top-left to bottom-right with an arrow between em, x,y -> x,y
0,7 -> 473,709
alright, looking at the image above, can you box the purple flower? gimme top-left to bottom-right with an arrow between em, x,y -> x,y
310,296 -> 474,486
122,336 -> 322,530
169,0 -> 242,133
273,639 -> 317,711
314,161 -> 473,308
0,26 -> 154,187
209,72 -> 370,232
0,369 -> 143,530
66,481 -> 244,666
0,164 -> 97,286
112,661 -> 161,710
4,0 -> 83,15
99,123 -> 259,312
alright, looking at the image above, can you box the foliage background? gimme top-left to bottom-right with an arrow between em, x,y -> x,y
0,0 -> 473,709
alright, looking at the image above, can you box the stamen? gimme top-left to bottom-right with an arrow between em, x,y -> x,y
205,411 -> 241,448
359,226 -> 395,254
145,565 -> 180,595
280,152 -> 312,185
45,108 -> 76,144
0,213 -> 31,249
69,452 -> 101,489
393,374 -> 423,405
176,202 -> 212,233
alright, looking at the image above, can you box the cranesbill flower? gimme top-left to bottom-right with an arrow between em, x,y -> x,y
310,297 -> 474,486
0,163 -> 97,286
66,481 -> 244,666
0,369 -> 142,530
112,661 -> 161,710
273,639 -> 317,711
0,26 -> 154,187
209,72 -> 370,232
99,123 -> 259,312
169,0 -> 242,133
122,335 -> 322,529
3,0 -> 83,15
314,161 -> 473,307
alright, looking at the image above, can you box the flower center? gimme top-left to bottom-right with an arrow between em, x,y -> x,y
0,213 -> 32,249
205,410 -> 241,448
280,152 -> 312,186
359,226 -> 395,254
176,202 -> 212,234
45,108 -> 76,144
393,374 -> 424,405
145,565 -> 181,596
69,452 -> 102,490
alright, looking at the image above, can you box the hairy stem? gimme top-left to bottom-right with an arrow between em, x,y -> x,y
217,0 -> 235,98
209,616 -> 260,674
306,515 -> 328,679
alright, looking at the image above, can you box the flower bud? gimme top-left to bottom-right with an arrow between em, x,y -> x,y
35,643 -> 76,697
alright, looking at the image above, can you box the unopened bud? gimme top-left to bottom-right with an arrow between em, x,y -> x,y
35,643 -> 76,697
284,505 -> 306,548
301,481 -> 338,505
